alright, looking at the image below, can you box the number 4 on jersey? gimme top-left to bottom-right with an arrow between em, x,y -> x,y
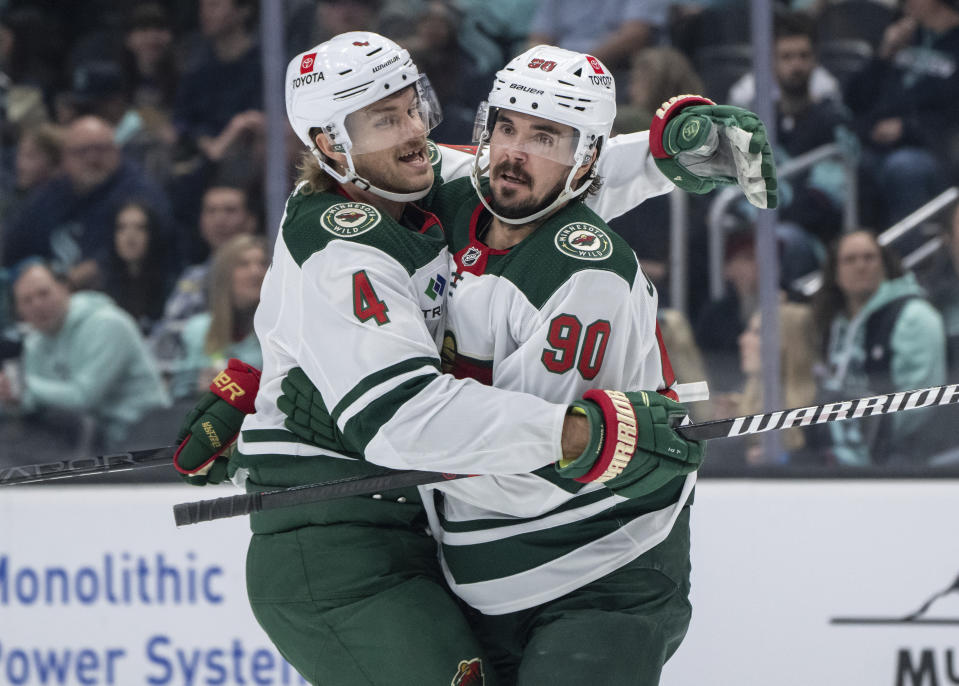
352,270 -> 390,325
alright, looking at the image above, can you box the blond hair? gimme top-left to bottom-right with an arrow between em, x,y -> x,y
204,234 -> 268,356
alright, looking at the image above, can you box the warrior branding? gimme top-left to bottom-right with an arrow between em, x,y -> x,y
201,421 -> 221,449
726,384 -> 959,437
372,54 -> 400,73
554,222 -> 613,260
510,83 -> 545,95
299,52 -> 316,74
291,72 -> 325,88
320,202 -> 382,237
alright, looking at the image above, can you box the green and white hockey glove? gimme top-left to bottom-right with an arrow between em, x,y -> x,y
173,358 -> 261,485
276,367 -> 354,455
650,95 -> 778,209
556,389 -> 704,499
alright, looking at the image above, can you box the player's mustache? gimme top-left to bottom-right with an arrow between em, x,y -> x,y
492,162 -> 531,186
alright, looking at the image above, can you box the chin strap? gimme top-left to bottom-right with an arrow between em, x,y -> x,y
468,142 -> 594,225
311,148 -> 431,202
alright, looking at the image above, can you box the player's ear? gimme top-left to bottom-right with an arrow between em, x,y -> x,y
313,130 -> 337,159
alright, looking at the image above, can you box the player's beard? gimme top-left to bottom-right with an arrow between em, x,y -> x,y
489,159 -> 566,221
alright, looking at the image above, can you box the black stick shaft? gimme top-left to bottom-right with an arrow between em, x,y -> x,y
173,383 -> 959,527
0,446 -> 177,485
173,470 -> 470,526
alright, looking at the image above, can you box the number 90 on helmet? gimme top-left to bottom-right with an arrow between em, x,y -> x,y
470,45 -> 617,224
285,31 -> 443,201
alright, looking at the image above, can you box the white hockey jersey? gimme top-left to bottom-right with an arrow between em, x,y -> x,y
422,177 -> 695,615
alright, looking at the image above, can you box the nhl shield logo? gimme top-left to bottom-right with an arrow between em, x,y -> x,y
555,222 -> 612,260
461,246 -> 482,267
450,658 -> 484,685
320,202 -> 381,237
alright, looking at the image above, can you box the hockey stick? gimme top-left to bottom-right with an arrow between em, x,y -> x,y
0,445 -> 176,486
173,382 -> 959,526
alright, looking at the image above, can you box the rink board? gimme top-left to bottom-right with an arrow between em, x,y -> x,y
1,482 -> 957,686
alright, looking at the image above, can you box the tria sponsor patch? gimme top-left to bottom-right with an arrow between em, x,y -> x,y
554,222 -> 613,260
320,202 -> 381,237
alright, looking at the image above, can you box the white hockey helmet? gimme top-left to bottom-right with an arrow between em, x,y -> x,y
471,45 -> 617,224
286,31 -> 442,201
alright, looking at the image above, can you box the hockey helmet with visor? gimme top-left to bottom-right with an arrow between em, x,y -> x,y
286,32 -> 443,201
471,45 -> 617,224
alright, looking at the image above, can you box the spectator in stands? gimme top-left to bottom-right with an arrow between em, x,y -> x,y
173,0 -> 262,160
0,6 -> 64,119
102,201 -> 174,336
846,0 -> 959,227
526,0 -> 666,85
694,228 -> 759,391
727,14 -> 843,109
312,0 -> 383,43
920,202 -> 959,378
0,261 -> 169,450
714,303 -> 819,465
168,234 -> 267,399
2,115 -> 173,289
812,229 -> 947,465
121,3 -> 179,113
1,124 -> 62,230
614,46 -> 705,134
65,57 -> 177,185
160,184 -> 258,325
733,12 -> 854,251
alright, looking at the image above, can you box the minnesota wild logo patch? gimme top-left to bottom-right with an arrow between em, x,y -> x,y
426,140 -> 441,165
320,202 -> 381,237
554,222 -> 613,260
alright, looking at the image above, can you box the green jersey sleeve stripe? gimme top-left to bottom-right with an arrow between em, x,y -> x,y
331,355 -> 441,424
340,372 -> 439,452
240,428 -> 303,443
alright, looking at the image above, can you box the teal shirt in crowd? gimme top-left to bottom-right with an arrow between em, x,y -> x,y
823,273 -> 947,465
20,291 -> 170,448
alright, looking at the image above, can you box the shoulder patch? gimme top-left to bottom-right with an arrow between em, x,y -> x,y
320,202 -> 381,237
554,222 -> 613,261
426,140 -> 442,165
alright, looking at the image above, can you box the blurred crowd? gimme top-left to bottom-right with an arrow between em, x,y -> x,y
1,0 -> 959,472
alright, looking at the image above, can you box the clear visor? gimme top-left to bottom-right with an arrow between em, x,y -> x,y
473,103 -> 581,166
341,74 -> 442,156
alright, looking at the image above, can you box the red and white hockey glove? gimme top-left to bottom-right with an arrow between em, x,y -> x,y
650,94 -> 778,209
556,389 -> 704,498
173,358 -> 261,486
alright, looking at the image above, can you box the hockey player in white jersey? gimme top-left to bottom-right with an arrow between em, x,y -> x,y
171,32 -> 775,686
271,46 -> 776,684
